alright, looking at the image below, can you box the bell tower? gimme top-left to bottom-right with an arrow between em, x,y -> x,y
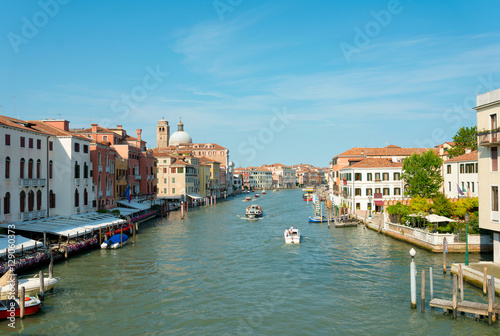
156,117 -> 170,149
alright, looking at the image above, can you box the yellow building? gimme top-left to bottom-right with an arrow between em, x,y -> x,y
199,157 -> 220,197
115,156 -> 129,200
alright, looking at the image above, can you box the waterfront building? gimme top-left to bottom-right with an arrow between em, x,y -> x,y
31,119 -> 95,217
443,150 -> 478,199
238,167 -> 273,190
89,141 -> 116,210
154,118 -> 234,196
73,124 -> 157,199
155,152 -> 201,202
233,174 -> 242,192
475,88 -> 500,263
261,163 -> 296,188
114,156 -> 129,201
199,157 -> 221,197
330,146 -> 437,196
0,116 -> 51,223
339,158 -> 406,213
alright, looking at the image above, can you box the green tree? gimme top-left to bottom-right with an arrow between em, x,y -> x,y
431,193 -> 452,217
410,196 -> 431,228
402,150 -> 443,198
448,126 -> 477,158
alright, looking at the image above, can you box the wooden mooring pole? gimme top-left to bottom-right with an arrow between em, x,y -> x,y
488,277 -> 493,326
452,274 -> 458,319
459,264 -> 464,302
484,266 -> 488,295
14,274 -> 18,298
133,222 -> 136,244
39,270 -> 44,300
429,267 -> 434,302
49,252 -> 53,278
421,268 -> 426,313
120,227 -> 123,248
442,237 -> 447,274
19,287 -> 25,319
99,227 -> 102,246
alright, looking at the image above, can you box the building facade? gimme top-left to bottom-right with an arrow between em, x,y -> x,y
443,150 -> 478,199
476,88 -> 500,263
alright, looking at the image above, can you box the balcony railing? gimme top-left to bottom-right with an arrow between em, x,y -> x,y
19,178 -> 47,187
478,130 -> 500,146
75,178 -> 81,186
98,191 -> 103,198
134,175 -> 141,180
106,190 -> 113,197
98,165 -> 103,173
106,166 -> 111,173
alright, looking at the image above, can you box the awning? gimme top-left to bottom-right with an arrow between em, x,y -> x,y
116,200 -> 150,210
374,201 -> 384,206
0,213 -> 126,238
187,193 -> 203,200
157,195 -> 182,200
0,235 -> 43,253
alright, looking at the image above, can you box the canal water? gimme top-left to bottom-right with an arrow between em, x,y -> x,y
3,189 -> 499,335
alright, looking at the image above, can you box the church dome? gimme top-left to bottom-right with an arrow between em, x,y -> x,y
169,131 -> 192,146
169,118 -> 192,146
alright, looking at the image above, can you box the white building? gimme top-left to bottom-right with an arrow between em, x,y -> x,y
475,88 -> 500,263
339,158 -> 406,213
443,150 -> 478,198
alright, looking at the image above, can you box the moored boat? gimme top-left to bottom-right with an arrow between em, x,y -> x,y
0,296 -> 42,320
245,196 -> 252,201
246,204 -> 263,218
303,187 -> 314,201
284,226 -> 301,244
101,234 -> 128,249
308,216 -> 329,223
0,269 -> 60,300
254,194 -> 260,198
262,190 -> 266,194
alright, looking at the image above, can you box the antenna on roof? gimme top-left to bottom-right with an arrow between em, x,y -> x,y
11,96 -> 15,118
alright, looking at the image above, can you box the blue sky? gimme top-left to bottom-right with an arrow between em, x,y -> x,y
1,0 -> 500,168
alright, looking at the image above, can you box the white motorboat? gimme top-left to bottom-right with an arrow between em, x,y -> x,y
284,226 -> 301,244
245,196 -> 252,201
246,204 -> 263,218
0,269 -> 60,299
262,190 -> 266,194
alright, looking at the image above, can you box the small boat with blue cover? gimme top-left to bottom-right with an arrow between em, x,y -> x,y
101,234 -> 128,249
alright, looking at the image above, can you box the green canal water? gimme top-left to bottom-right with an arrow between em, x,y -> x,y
3,189 -> 499,335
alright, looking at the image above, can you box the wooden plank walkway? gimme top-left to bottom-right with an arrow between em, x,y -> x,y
430,298 -> 500,316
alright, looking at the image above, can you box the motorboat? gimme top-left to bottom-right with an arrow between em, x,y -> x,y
254,194 -> 260,198
303,187 -> 314,201
245,196 -> 252,201
262,190 -> 266,194
273,189 -> 278,192
246,204 -> 263,219
0,272 -> 60,299
284,226 -> 301,244
0,296 -> 42,319
308,216 -> 329,223
105,223 -> 133,238
101,234 -> 128,249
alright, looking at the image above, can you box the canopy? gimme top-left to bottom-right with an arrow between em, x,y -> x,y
0,213 -> 125,238
187,193 -> 203,200
116,200 -> 150,210
374,200 -> 384,206
0,235 -> 42,253
408,214 -> 456,223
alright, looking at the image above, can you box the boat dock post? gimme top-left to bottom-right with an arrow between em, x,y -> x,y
484,266 -> 488,295
49,252 -> 53,278
39,270 -> 45,300
120,228 -> 123,248
133,223 -> 136,244
99,227 -> 102,246
421,269 -> 426,313
19,287 -> 25,319
14,274 -> 18,297
442,238 -> 447,274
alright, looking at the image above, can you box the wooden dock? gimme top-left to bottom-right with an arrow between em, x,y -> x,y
430,298 -> 500,316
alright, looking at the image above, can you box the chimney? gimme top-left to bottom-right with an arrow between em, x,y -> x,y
465,148 -> 472,154
117,125 -> 122,129
136,129 -> 142,141
91,124 -> 98,133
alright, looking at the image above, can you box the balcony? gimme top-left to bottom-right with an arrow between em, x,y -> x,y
106,190 -> 113,197
98,191 -> 103,198
18,212 -> 30,221
75,178 -> 81,186
478,130 -> 500,146
19,178 -> 47,187
134,175 -> 141,180
106,166 -> 112,173
98,165 -> 103,173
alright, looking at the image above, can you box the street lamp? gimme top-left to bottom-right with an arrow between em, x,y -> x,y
368,195 -> 372,218
409,248 -> 416,308
465,213 -> 470,266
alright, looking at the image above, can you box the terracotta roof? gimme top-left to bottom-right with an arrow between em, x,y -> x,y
199,156 -> 219,163
345,158 -> 403,169
74,125 -> 116,134
334,146 -> 437,158
29,120 -> 91,140
0,116 -> 49,135
444,150 -> 478,163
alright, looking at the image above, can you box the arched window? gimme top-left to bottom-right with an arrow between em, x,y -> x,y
36,190 -> 42,210
20,158 -> 25,178
49,190 -> 55,209
5,157 -> 10,179
28,190 -> 34,211
75,161 -> 80,178
36,159 -> 41,179
84,162 -> 88,178
75,189 -> 79,207
84,188 -> 88,206
49,160 -> 53,179
4,193 -> 10,214
98,152 -> 101,165
20,191 -> 26,213
28,159 -> 34,179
